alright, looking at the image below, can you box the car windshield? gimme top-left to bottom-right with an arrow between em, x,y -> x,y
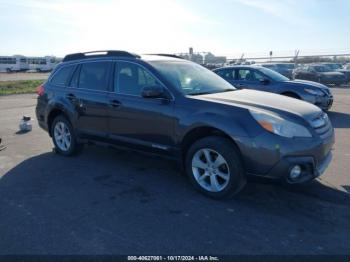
262,64 -> 276,69
149,61 -> 236,95
312,66 -> 331,72
259,67 -> 289,81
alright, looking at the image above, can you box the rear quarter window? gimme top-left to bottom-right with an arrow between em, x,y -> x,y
50,65 -> 75,86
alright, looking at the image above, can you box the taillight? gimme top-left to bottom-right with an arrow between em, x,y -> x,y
36,84 -> 45,96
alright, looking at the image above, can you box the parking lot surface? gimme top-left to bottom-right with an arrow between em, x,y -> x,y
0,88 -> 350,255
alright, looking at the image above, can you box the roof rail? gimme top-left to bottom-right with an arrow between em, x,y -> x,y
147,54 -> 184,59
62,50 -> 140,62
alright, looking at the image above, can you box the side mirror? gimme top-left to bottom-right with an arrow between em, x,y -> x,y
260,78 -> 270,85
141,85 -> 166,99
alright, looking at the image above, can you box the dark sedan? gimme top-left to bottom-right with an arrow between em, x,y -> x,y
321,63 -> 350,82
293,64 -> 347,86
213,65 -> 333,110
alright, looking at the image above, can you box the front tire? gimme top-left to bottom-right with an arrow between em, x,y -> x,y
185,136 -> 246,199
51,115 -> 82,156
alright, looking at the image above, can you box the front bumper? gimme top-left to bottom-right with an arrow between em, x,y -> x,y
315,95 -> 333,111
236,127 -> 335,184
35,104 -> 49,132
266,151 -> 332,184
321,78 -> 347,85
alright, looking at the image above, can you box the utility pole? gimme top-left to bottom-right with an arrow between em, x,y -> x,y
294,50 -> 300,66
240,53 -> 244,64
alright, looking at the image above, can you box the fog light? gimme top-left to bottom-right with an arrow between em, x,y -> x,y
290,165 -> 302,180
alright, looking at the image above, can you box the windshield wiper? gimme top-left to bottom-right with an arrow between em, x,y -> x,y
187,92 -> 213,96
218,89 -> 236,93
187,89 -> 235,96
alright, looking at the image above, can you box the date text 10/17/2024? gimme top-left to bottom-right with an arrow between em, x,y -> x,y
127,256 -> 220,261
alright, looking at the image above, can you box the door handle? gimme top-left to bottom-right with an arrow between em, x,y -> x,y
109,99 -> 122,108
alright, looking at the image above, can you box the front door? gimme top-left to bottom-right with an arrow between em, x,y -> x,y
107,61 -> 175,153
235,68 -> 274,92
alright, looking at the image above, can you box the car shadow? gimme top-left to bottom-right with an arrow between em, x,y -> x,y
327,111 -> 350,128
0,146 -> 349,254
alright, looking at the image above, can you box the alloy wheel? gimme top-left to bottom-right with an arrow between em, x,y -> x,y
53,121 -> 72,152
191,148 -> 230,192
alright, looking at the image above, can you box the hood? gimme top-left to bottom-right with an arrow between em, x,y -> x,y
277,68 -> 292,73
282,79 -> 330,90
337,69 -> 350,74
320,71 -> 344,77
192,89 -> 321,120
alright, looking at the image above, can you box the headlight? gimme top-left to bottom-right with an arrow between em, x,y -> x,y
304,88 -> 324,96
250,110 -> 312,138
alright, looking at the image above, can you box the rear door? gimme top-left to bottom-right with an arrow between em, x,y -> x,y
107,61 -> 176,153
67,61 -> 112,139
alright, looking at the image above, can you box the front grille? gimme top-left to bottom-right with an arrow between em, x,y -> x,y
311,113 -> 333,139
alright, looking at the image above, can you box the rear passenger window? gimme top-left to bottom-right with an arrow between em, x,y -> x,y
51,66 -> 75,86
216,69 -> 235,80
79,62 -> 111,91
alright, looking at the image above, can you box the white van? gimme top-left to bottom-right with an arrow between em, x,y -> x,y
0,55 -> 29,72
27,56 -> 60,72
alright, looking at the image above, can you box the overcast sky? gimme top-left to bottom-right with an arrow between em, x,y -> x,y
1,0 -> 349,58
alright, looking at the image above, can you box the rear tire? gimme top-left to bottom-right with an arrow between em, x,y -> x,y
185,136 -> 246,199
51,115 -> 82,156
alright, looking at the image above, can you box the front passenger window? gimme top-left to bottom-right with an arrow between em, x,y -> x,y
116,62 -> 160,96
238,69 -> 252,81
253,71 -> 264,81
238,69 -> 263,82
